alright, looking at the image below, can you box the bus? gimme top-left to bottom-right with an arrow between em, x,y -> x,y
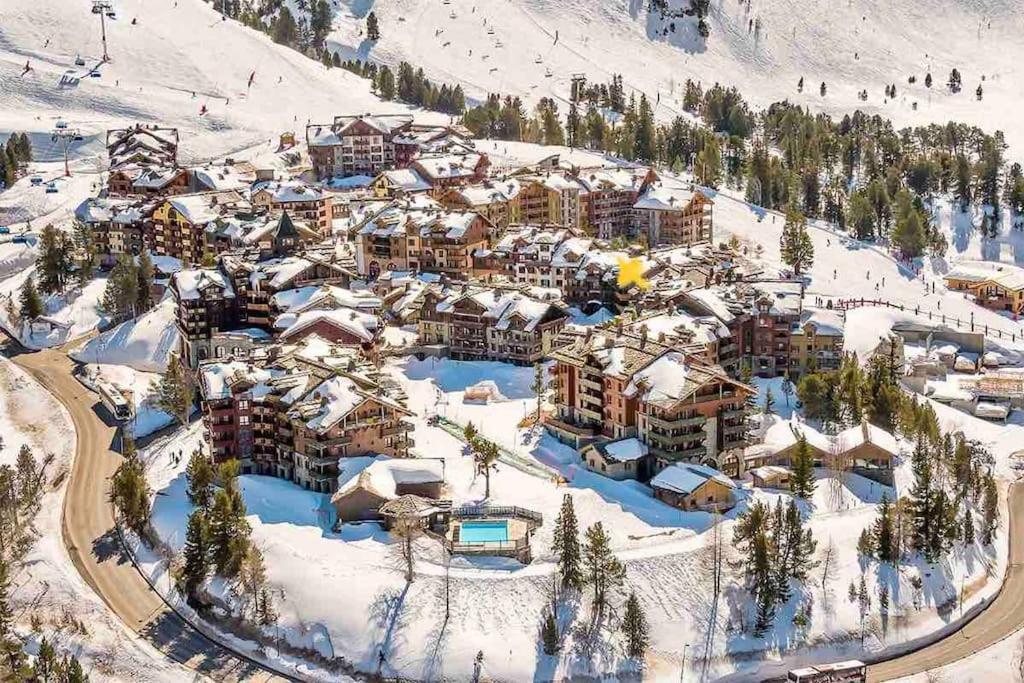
787,660 -> 867,683
96,379 -> 133,423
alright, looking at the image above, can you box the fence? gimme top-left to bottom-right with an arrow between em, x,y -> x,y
835,298 -> 1023,342
452,504 -> 544,525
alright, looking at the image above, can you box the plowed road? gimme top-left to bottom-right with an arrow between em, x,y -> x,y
10,343 -> 291,682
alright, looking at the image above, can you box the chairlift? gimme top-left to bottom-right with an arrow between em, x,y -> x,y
73,134 -> 84,141
74,55 -> 86,66
89,71 -> 101,78
55,120 -> 68,129
449,11 -> 456,19
535,56 -> 543,64
91,4 -> 102,13
545,68 -> 553,78
45,183 -> 59,194
487,27 -> 495,35
495,40 -> 503,48
106,10 -> 117,19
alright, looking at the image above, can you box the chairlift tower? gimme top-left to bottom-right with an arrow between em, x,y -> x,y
92,0 -> 113,62
52,123 -> 83,177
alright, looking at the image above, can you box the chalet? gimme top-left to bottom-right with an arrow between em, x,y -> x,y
250,181 -> 333,236
834,421 -> 899,471
106,125 -> 186,197
789,307 -> 844,377
580,438 -> 651,481
633,184 -> 713,246
748,465 -> 792,490
331,457 -> 445,522
170,268 -> 244,367
943,263 -> 1024,315
370,168 -> 433,198
355,201 -> 493,279
650,462 -> 736,512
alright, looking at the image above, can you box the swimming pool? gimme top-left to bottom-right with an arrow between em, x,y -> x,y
459,520 -> 509,543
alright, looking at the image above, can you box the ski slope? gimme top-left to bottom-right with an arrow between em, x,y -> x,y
0,0 -> 447,167
327,0 -> 1024,155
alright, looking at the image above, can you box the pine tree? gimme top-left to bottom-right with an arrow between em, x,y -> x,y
35,224 -> 74,295
763,386 -> 775,415
155,354 -> 193,426
61,654 -> 87,683
780,202 -> 814,275
186,449 -> 215,510
18,275 -> 43,320
981,471 -> 999,545
109,437 -> 150,535
582,522 -> 625,616
873,494 -> 896,563
136,250 -> 154,312
962,507 -> 975,545
366,11 -> 380,41
101,254 -> 139,323
541,610 -> 559,655
790,435 -> 816,499
696,134 -> 722,188
238,544 -> 267,619
35,638 -> 58,681
857,528 -> 874,558
752,529 -> 776,635
0,556 -> 13,639
15,444 -> 38,508
531,362 -> 545,422
780,373 -> 794,406
621,591 -> 649,659
463,421 -> 478,444
257,586 -> 278,626
179,508 -> 211,598
209,460 -> 250,578
552,494 -> 583,590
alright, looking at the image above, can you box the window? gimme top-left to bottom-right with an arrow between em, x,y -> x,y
238,400 -> 250,410
239,415 -> 250,426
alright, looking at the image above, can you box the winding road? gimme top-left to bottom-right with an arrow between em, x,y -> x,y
866,482 -> 1024,682
5,335 -> 1024,681
7,342 -> 291,683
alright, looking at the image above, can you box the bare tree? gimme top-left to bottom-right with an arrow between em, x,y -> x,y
699,511 -> 726,682
390,515 -> 424,583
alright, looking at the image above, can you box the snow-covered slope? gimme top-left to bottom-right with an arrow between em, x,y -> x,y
328,0 -> 1024,153
71,296 -> 179,372
0,0 -> 446,167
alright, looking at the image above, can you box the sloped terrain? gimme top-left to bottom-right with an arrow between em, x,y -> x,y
327,0 -> 1024,153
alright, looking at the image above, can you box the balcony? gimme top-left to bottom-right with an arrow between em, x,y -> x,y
650,445 -> 707,462
382,421 -> 414,436
646,414 -> 704,430
579,377 -> 602,392
576,405 -> 602,422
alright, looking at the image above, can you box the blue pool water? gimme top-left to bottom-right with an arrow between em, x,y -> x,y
459,520 -> 509,543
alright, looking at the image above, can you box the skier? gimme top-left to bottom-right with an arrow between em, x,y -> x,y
200,104 -> 207,116
248,71 -> 255,89
554,30 -> 559,44
21,60 -> 30,76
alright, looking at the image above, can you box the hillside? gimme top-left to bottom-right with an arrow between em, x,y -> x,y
326,0 -> 1024,154
0,0 -> 445,166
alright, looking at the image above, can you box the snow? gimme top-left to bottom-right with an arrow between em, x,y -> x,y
602,437 -> 649,463
649,462 -> 736,495
77,362 -> 174,438
0,356 -> 188,681
70,297 -> 179,372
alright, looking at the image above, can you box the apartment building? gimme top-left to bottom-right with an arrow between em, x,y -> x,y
438,179 -> 522,229
418,286 -> 569,365
546,329 -> 754,477
355,201 -> 493,279
150,190 -> 249,266
575,166 -> 656,239
74,197 -> 153,268
633,184 -> 714,246
306,114 -> 415,179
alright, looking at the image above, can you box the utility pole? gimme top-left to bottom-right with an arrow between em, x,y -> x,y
51,122 -> 82,177
92,0 -> 113,62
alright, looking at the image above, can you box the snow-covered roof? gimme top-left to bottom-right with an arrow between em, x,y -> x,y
413,153 -> 484,181
271,284 -> 381,315
200,361 -> 286,401
252,180 -> 325,203
172,268 -> 235,300
277,307 -> 379,343
650,463 -> 734,495
624,352 -> 691,403
599,438 -> 649,463
796,307 -> 844,336
762,417 -> 832,454
633,184 -> 702,211
167,191 -> 243,224
435,288 -> 564,332
834,421 -> 899,456
945,262 -> 1024,290
335,456 -> 443,499
375,168 -> 432,192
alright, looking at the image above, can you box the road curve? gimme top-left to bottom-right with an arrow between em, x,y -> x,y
8,343 -> 292,682
867,482 -> 1024,681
